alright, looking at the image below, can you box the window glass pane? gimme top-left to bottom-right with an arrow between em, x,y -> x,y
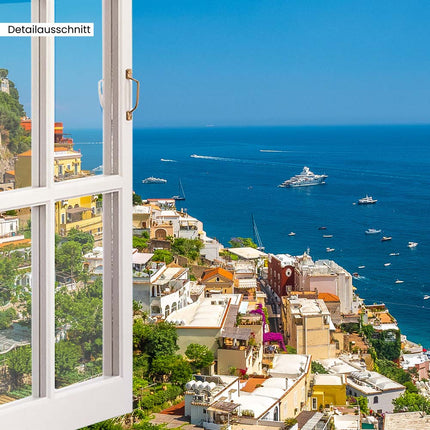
0,3 -> 31,192
55,194 -> 103,389
55,0 -> 103,182
0,207 -> 32,404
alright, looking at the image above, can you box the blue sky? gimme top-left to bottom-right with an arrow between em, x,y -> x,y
1,0 -> 430,127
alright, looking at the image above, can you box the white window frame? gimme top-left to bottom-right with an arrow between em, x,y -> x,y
0,0 -> 133,428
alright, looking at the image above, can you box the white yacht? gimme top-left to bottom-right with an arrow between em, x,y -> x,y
408,242 -> 418,248
358,195 -> 377,205
278,166 -> 327,188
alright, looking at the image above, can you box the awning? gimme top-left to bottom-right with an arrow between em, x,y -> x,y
207,401 -> 240,413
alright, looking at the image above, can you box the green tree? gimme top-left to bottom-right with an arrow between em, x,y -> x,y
133,236 -> 149,252
6,345 -> 31,388
0,308 -> 17,330
55,341 -> 81,378
185,343 -> 214,372
65,228 -> 95,254
375,359 -> 411,384
393,392 -> 430,413
311,361 -> 329,374
228,237 -> 257,249
151,249 -> 173,264
151,354 -> 192,386
133,193 -> 143,205
171,238 -> 203,261
55,240 -> 83,279
356,396 -> 369,414
0,252 -> 23,304
55,277 -> 103,361
145,321 -> 179,359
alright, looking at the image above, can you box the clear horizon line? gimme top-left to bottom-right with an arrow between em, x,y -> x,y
68,121 -> 430,131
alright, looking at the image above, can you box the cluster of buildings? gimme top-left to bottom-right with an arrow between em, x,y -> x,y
0,115 -> 428,428
128,212 -> 430,429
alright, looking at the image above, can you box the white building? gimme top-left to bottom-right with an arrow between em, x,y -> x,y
0,215 -> 19,239
185,354 -> 311,427
295,256 -> 358,315
346,371 -> 405,413
133,261 -> 191,318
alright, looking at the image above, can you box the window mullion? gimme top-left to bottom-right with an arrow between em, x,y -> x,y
37,0 -> 55,400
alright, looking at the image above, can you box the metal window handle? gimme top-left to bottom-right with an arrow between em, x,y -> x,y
126,68 -> 140,121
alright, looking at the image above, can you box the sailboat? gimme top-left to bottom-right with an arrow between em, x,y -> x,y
251,214 -> 265,251
172,179 -> 186,201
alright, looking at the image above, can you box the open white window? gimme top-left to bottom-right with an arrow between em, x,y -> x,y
0,0 -> 133,428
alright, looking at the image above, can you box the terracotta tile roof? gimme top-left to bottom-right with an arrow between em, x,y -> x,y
318,292 -> 340,302
202,267 -> 234,282
159,400 -> 185,415
379,313 -> 393,324
241,377 -> 267,393
0,238 -> 31,248
5,170 -> 14,175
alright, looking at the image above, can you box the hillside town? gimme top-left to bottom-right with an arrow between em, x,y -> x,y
0,77 -> 429,428
1,148 -> 430,428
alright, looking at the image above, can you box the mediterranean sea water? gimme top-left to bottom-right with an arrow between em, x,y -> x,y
72,125 -> 430,349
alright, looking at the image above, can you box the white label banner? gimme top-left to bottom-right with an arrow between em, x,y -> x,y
0,23 -> 94,37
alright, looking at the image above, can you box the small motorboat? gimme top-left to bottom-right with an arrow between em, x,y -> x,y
353,272 -> 359,278
389,252 -> 400,256
358,265 -> 365,269
384,263 -> 391,267
288,232 -> 296,236
323,234 -> 333,238
358,195 -> 377,205
395,279 -> 404,284
365,228 -> 381,235
381,236 -> 392,242
318,226 -> 327,230
326,247 -> 335,252
408,242 -> 418,248
424,295 -> 430,300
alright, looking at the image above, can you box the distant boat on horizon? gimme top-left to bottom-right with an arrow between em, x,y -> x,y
365,228 -> 381,235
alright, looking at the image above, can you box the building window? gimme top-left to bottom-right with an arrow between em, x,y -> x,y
0,0 -> 133,428
312,397 -> 318,410
373,396 -> 378,404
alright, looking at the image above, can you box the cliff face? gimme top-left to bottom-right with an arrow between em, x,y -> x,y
0,69 -> 30,182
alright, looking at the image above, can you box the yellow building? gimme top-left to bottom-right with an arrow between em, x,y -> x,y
14,147 -> 102,240
55,195 -> 102,240
282,296 -> 337,360
15,147 -> 85,188
310,374 -> 347,410
201,267 -> 234,296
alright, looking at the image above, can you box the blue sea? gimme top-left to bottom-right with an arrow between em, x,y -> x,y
72,125 -> 430,349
